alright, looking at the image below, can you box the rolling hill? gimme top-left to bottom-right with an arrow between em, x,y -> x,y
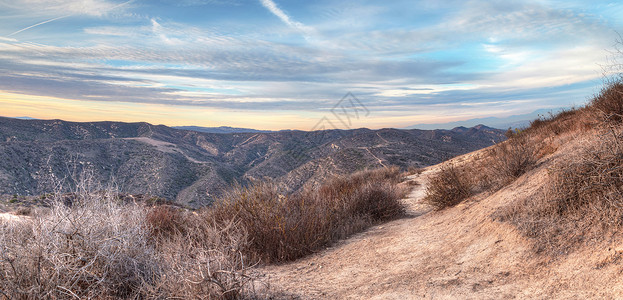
0,117 -> 505,207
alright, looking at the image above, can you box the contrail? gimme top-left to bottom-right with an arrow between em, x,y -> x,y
110,0 -> 134,10
259,0 -> 313,35
8,15 -> 71,36
7,0 -> 134,37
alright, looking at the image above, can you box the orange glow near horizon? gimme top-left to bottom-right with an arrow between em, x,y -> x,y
0,91 -> 317,130
0,91 -> 495,130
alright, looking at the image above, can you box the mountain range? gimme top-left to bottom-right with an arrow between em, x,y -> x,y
405,108 -> 566,130
172,126 -> 271,134
0,117 -> 505,208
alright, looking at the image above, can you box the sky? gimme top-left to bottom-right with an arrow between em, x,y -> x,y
1,0 -> 622,130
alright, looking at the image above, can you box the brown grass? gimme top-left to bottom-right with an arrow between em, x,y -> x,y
592,81 -> 623,122
424,164 -> 472,210
490,133 -> 538,183
424,124 -> 541,211
498,126 -> 623,255
207,167 -> 408,263
145,205 -> 186,238
522,108 -> 592,137
493,79 -> 623,255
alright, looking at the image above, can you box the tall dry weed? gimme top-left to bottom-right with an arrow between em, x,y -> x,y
207,167 -> 407,263
0,171 -> 261,299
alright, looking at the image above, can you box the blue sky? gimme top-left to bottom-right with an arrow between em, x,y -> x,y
0,0 -> 622,130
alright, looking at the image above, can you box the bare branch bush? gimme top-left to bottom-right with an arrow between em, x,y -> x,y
424,164 -> 473,210
498,125 -> 623,254
0,168 -> 262,299
0,170 -> 158,299
491,132 -> 538,184
207,167 -> 408,263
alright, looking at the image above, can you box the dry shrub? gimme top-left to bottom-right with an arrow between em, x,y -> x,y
0,177 -> 261,299
0,166 -> 407,297
591,81 -> 623,122
208,167 -> 407,263
456,122 -> 542,200
523,108 -> 592,138
424,164 -> 472,210
317,166 -> 405,221
146,205 -> 186,238
493,78 -> 623,255
498,126 -> 623,255
208,181 -> 330,263
407,166 -> 424,175
153,215 -> 259,299
491,133 -> 538,183
0,192 -> 158,299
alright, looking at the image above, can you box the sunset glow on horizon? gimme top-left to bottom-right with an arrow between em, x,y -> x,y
1,0 -> 622,130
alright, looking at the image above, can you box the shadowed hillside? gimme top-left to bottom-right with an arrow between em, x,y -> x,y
0,117 -> 504,207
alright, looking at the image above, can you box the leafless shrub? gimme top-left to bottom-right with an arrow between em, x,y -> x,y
0,186 -> 157,299
424,164 -> 472,210
0,171 -> 262,299
154,216 -> 260,299
591,81 -> 623,122
207,167 -> 407,263
491,133 -> 538,183
498,126 -> 623,254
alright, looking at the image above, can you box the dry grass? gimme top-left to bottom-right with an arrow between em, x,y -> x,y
0,174 -> 261,299
493,79 -> 623,255
592,81 -> 623,122
407,166 -> 425,175
490,133 -> 538,184
424,126 -> 540,211
498,126 -> 623,255
424,164 -> 472,210
208,167 -> 408,263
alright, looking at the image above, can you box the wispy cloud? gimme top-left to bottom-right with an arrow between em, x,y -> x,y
0,0 -> 621,129
4,0 -> 132,17
259,0 -> 315,36
4,0 -> 133,38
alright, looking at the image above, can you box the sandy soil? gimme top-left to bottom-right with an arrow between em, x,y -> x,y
260,145 -> 623,299
0,212 -> 30,223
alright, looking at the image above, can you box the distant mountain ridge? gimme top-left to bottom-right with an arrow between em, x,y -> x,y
0,117 -> 505,208
406,108 -> 566,130
173,126 -> 271,134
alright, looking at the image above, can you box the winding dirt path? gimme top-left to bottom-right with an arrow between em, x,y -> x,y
260,147 -> 623,299
260,168 -> 447,299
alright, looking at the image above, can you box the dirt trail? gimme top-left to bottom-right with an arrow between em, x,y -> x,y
261,148 -> 623,299
0,212 -> 30,223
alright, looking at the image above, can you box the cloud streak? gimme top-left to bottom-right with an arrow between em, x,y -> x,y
0,0 -> 621,129
259,0 -> 314,36
9,15 -> 70,36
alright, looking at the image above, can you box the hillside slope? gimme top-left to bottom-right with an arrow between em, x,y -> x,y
0,117 -> 504,207
261,130 -> 623,299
